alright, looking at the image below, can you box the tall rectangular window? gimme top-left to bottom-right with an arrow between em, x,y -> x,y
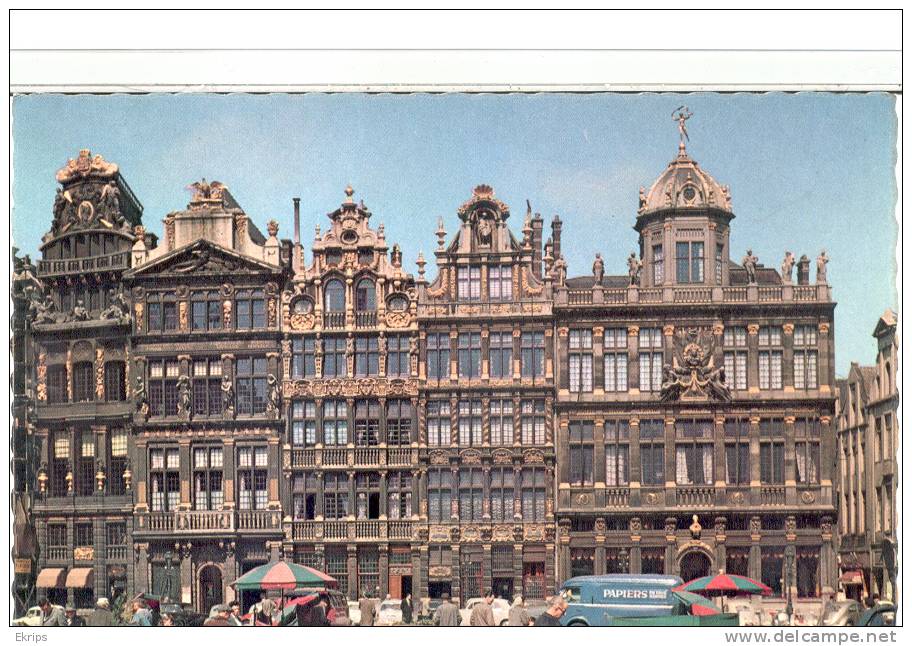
759,326 -> 783,390
604,420 -> 630,486
354,399 -> 380,446
603,328 -> 628,392
149,447 -> 180,511
291,338 -> 316,378
237,446 -> 268,510
386,335 -> 410,377
386,399 -> 413,446
457,332 -> 481,378
291,473 -> 318,520
387,471 -> 412,520
323,473 -> 350,519
235,356 -> 267,415
459,468 -> 484,522
51,433 -> 70,496
322,400 -> 349,445
793,325 -> 819,390
490,468 -> 515,522
568,329 -> 593,393
489,331 -> 513,379
458,399 -> 483,446
457,266 -> 481,301
489,265 -> 513,301
192,358 -> 223,416
715,243 -> 724,284
191,290 -> 222,331
146,292 -> 177,332
104,361 -> 126,401
676,241 -> 705,283
148,359 -> 179,417
355,473 -> 380,520
521,331 -> 545,380
355,337 -> 380,377
640,420 -> 665,485
760,419 -> 785,484
521,399 -> 546,445
652,244 -> 664,285
235,288 -> 266,329
76,430 -> 95,496
109,429 -> 128,495
322,337 -> 347,378
724,327 -> 748,390
428,469 -> 452,522
47,365 -> 68,404
489,399 -> 514,446
426,332 -> 450,380
521,468 -> 546,521
724,418 -> 750,485
568,421 -> 594,485
193,446 -> 224,510
72,361 -> 94,402
291,400 -> 317,446
638,328 -> 664,391
426,401 -> 451,446
795,417 -> 821,484
675,420 -> 714,485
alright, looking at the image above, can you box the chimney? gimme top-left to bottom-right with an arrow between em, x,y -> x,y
293,197 -> 302,269
531,213 -> 544,278
551,215 -> 563,261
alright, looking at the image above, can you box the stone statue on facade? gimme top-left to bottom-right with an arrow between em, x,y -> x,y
221,375 -> 235,417
52,187 -> 73,226
69,299 -> 90,322
390,243 -> 403,268
638,186 -> 647,213
99,180 -> 122,222
99,288 -> 131,323
690,515 -> 702,540
780,251 -> 795,284
592,253 -> 604,287
553,256 -> 567,286
741,249 -> 758,284
134,376 -> 149,417
176,375 -> 192,419
816,249 -> 829,284
266,374 -> 281,417
660,328 -> 731,403
627,252 -> 643,286
28,289 -> 60,325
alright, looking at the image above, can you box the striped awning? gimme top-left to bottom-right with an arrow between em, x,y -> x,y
36,567 -> 66,588
65,567 -> 94,588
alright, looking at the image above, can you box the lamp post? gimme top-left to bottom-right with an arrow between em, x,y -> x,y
784,551 -> 794,625
162,550 -> 174,603
619,548 -> 629,574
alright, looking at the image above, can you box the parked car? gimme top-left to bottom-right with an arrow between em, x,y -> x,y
375,599 -> 403,626
284,588 -> 351,626
819,599 -> 863,627
459,597 -> 511,626
559,574 -> 683,626
160,603 -> 207,627
13,605 -> 63,627
857,604 -> 896,627
348,601 -> 361,626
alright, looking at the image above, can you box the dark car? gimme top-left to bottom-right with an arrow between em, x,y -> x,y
283,588 -> 351,626
857,604 -> 896,627
159,603 -> 207,627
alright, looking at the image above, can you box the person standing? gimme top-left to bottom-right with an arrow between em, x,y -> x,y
508,595 -> 532,626
400,593 -> 413,625
38,598 -> 66,626
534,596 -> 568,626
63,605 -> 85,626
433,593 -> 461,626
359,593 -> 377,626
86,598 -> 115,626
227,601 -> 244,626
470,590 -> 496,626
129,599 -> 153,626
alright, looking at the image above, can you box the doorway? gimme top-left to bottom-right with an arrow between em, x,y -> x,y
493,577 -> 513,600
199,565 -> 223,615
680,550 -> 712,583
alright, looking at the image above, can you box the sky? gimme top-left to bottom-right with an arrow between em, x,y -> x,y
11,92 -> 897,376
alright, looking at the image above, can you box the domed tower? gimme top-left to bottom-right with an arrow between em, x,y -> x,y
635,108 -> 734,288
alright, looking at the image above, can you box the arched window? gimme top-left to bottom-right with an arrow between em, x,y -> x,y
324,280 -> 346,312
355,278 -> 376,311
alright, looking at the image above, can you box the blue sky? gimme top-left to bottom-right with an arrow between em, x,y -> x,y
11,93 -> 897,376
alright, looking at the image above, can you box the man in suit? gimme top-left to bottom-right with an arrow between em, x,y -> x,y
38,598 -> 66,627
63,605 -> 86,627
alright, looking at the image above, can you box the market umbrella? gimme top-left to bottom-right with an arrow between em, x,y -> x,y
673,590 -> 722,616
675,573 -> 772,596
232,561 -> 336,592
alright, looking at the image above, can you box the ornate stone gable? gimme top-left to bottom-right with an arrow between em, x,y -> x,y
126,239 -> 281,278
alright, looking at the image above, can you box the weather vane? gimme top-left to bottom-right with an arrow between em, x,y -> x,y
672,106 -> 693,152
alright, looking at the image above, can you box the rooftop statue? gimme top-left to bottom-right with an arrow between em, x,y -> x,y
592,253 -> 604,287
816,249 -> 829,284
742,249 -> 758,284
672,105 -> 693,151
627,252 -> 642,286
781,251 -> 795,285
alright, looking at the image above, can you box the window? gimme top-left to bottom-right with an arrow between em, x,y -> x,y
640,420 -> 665,485
521,331 -> 545,380
489,331 -> 513,379
794,325 -> 818,389
426,332 -> 451,380
323,473 -> 350,519
759,326 -> 783,390
675,420 -> 714,485
652,244 -> 664,285
795,418 -> 820,485
291,400 -> 317,446
568,329 -> 593,393
355,337 -> 379,376
106,522 -> 127,547
386,335 -> 410,377
148,359 -> 179,417
356,473 -> 380,519
603,328 -> 628,392
191,290 -> 222,331
104,361 -> 126,401
291,338 -> 316,378
109,429 -> 128,495
355,279 -> 376,311
48,524 -> 67,548
235,289 -> 266,329
236,356 -> 267,415
457,266 -> 481,301
72,361 -> 94,402
723,327 -> 748,390
48,365 -> 68,404
715,243 -> 724,284
146,292 -> 177,332
322,337 -> 347,378
292,473 -> 318,520
490,468 -> 515,522
489,399 -> 514,446
354,399 -> 380,446
458,399 -> 483,446
193,446 -> 224,510
571,548 -> 596,578
489,265 -> 513,300
521,468 -> 546,521
324,280 -> 346,311
638,328 -> 664,391
521,400 -> 546,445
322,400 -> 349,445
605,420 -> 630,486
51,433 -> 69,496
386,399 -> 413,446
457,332 -> 481,378
676,240 -> 704,283
724,418 -> 750,485
387,471 -> 412,520
459,468 -> 484,522
761,548 -> 783,596
759,419 -> 785,484
426,400 -> 451,446
76,430 -> 95,496
428,469 -> 452,521
75,523 -> 93,548
237,446 -> 268,510
192,358 -> 223,416
149,447 -> 180,511
568,421 -> 594,485
325,548 -> 349,597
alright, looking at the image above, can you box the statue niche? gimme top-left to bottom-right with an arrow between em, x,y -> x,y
660,327 -> 731,402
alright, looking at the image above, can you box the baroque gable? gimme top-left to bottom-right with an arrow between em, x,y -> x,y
126,239 -> 283,280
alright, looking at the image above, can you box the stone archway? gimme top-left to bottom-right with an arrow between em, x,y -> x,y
198,564 -> 224,615
679,549 -> 713,583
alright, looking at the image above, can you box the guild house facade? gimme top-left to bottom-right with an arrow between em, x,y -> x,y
13,116 -> 847,615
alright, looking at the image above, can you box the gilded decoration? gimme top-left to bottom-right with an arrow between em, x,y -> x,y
267,298 -> 278,327
523,524 -> 546,542
460,449 -> 482,465
461,526 -> 482,543
492,449 -> 513,465
429,450 -> 449,466
36,352 -> 48,401
56,150 -> 118,183
222,300 -> 232,328
94,347 -> 105,400
178,301 -> 189,331
429,566 -> 451,578
74,546 -> 95,561
644,492 -> 660,505
284,377 -> 418,399
729,491 -> 745,506
574,493 -> 593,506
290,313 -> 316,330
522,449 -> 544,464
385,310 -> 411,328
492,525 -> 515,542
428,525 -> 450,543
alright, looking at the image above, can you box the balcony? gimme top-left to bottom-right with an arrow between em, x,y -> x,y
557,282 -> 831,308
37,251 -> 130,278
354,310 -> 378,328
676,486 -> 715,507
605,488 -> 630,507
355,448 -> 381,466
106,545 -> 129,561
418,300 -> 551,319
46,546 -> 69,562
323,311 -> 346,329
387,448 -> 415,466
760,486 -> 787,506
290,519 -> 415,542
135,509 -> 281,535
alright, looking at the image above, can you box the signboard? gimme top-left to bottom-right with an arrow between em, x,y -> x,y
14,558 -> 32,574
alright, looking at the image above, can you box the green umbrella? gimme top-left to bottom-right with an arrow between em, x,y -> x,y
232,561 -> 337,591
